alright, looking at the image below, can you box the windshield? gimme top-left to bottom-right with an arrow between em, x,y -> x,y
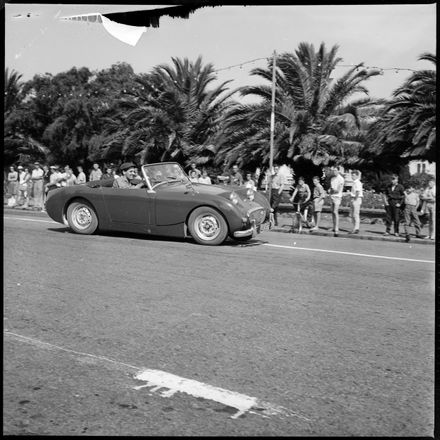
142,163 -> 190,188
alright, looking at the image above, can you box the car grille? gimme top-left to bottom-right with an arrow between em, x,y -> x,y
248,207 -> 266,225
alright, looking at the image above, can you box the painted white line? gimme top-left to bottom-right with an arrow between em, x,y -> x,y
4,330 -> 307,421
263,243 -> 435,264
134,369 -> 308,420
3,216 -> 57,224
4,331 -> 139,370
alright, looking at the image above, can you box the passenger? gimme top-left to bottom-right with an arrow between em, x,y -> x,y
113,162 -> 145,189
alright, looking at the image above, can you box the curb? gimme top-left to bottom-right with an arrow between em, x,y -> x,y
270,225 -> 435,245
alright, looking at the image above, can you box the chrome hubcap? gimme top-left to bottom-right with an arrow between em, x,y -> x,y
72,206 -> 92,229
195,215 -> 220,240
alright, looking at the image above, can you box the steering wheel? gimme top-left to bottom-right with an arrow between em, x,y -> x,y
152,180 -> 169,189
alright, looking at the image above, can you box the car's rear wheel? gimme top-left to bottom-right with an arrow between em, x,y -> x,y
188,207 -> 228,245
66,200 -> 98,235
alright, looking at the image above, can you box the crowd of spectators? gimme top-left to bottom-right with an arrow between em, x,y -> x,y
4,160 -> 435,241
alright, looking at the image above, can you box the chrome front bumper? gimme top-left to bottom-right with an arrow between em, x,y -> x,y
233,220 -> 271,238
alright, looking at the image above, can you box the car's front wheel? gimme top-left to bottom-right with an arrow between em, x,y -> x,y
66,200 -> 98,235
188,207 -> 228,245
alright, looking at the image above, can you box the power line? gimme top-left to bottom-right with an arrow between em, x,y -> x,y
213,57 -> 418,74
214,57 -> 268,73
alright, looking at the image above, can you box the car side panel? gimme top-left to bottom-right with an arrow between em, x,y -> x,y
99,187 -> 153,233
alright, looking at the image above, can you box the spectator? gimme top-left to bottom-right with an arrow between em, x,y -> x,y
270,164 -> 286,226
113,162 -> 145,189
420,177 -> 435,240
310,176 -> 326,231
17,165 -> 31,208
383,174 -> 405,237
289,176 -> 311,230
41,165 -> 50,210
188,162 -> 201,179
65,168 -> 77,186
188,169 -> 200,183
244,172 -> 257,191
349,170 -> 363,234
75,165 -> 86,184
47,165 -> 62,191
57,166 -> 70,187
30,161 -> 44,210
402,184 -> 424,242
228,164 -> 244,186
7,165 -> 18,207
198,169 -> 212,184
328,165 -> 345,237
101,166 -> 114,180
89,163 -> 102,181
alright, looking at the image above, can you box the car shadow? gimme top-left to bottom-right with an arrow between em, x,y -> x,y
47,227 -> 267,247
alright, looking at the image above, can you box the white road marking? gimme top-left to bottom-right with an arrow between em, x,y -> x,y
4,330 -> 308,421
3,216 -> 57,224
134,369 -> 308,420
263,243 -> 435,264
4,331 -> 139,369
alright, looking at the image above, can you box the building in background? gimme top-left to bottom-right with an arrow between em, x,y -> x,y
408,160 -> 436,176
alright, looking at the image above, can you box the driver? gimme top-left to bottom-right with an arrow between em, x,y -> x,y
113,162 -> 145,189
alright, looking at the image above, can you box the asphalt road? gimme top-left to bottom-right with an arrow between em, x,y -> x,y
3,213 -> 435,436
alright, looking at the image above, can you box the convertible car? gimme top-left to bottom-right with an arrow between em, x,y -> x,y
45,162 -> 271,245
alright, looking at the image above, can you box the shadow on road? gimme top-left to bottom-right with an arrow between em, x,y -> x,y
46,227 -> 268,247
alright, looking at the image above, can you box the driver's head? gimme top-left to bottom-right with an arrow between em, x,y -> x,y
120,162 -> 137,179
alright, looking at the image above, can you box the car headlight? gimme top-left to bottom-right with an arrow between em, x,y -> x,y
246,188 -> 255,201
229,192 -> 239,204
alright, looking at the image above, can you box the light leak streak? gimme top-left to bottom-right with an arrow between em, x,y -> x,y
263,243 -> 435,264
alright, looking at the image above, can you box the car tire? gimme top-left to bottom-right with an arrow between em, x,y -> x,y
66,200 -> 98,235
188,207 -> 228,245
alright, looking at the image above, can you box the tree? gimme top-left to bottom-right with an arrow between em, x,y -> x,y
103,56 -> 235,166
4,68 -> 50,164
216,42 -> 382,176
367,53 -> 436,163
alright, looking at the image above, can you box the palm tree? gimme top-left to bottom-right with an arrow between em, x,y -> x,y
4,68 -> 51,163
104,56 -> 236,166
367,52 -> 436,163
4,68 -> 23,115
216,42 -> 381,174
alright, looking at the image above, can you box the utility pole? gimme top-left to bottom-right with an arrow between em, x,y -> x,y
268,50 -> 277,214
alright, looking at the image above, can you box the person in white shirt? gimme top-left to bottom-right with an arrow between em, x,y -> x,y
270,164 -> 287,226
89,163 -> 102,181
328,165 -> 345,236
30,162 -> 45,210
420,177 -> 436,240
75,165 -> 87,184
17,165 -> 31,208
198,169 -> 212,184
244,172 -> 256,191
349,170 -> 363,234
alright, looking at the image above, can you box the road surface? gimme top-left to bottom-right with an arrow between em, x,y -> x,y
3,213 -> 435,436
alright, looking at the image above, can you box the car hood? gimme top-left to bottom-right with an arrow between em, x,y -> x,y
161,182 -> 270,210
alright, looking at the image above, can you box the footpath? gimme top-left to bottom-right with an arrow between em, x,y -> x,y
3,203 -> 435,246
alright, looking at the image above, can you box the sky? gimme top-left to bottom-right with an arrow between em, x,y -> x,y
4,3 -> 437,103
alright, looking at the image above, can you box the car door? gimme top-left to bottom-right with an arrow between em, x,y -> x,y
100,187 -> 155,232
